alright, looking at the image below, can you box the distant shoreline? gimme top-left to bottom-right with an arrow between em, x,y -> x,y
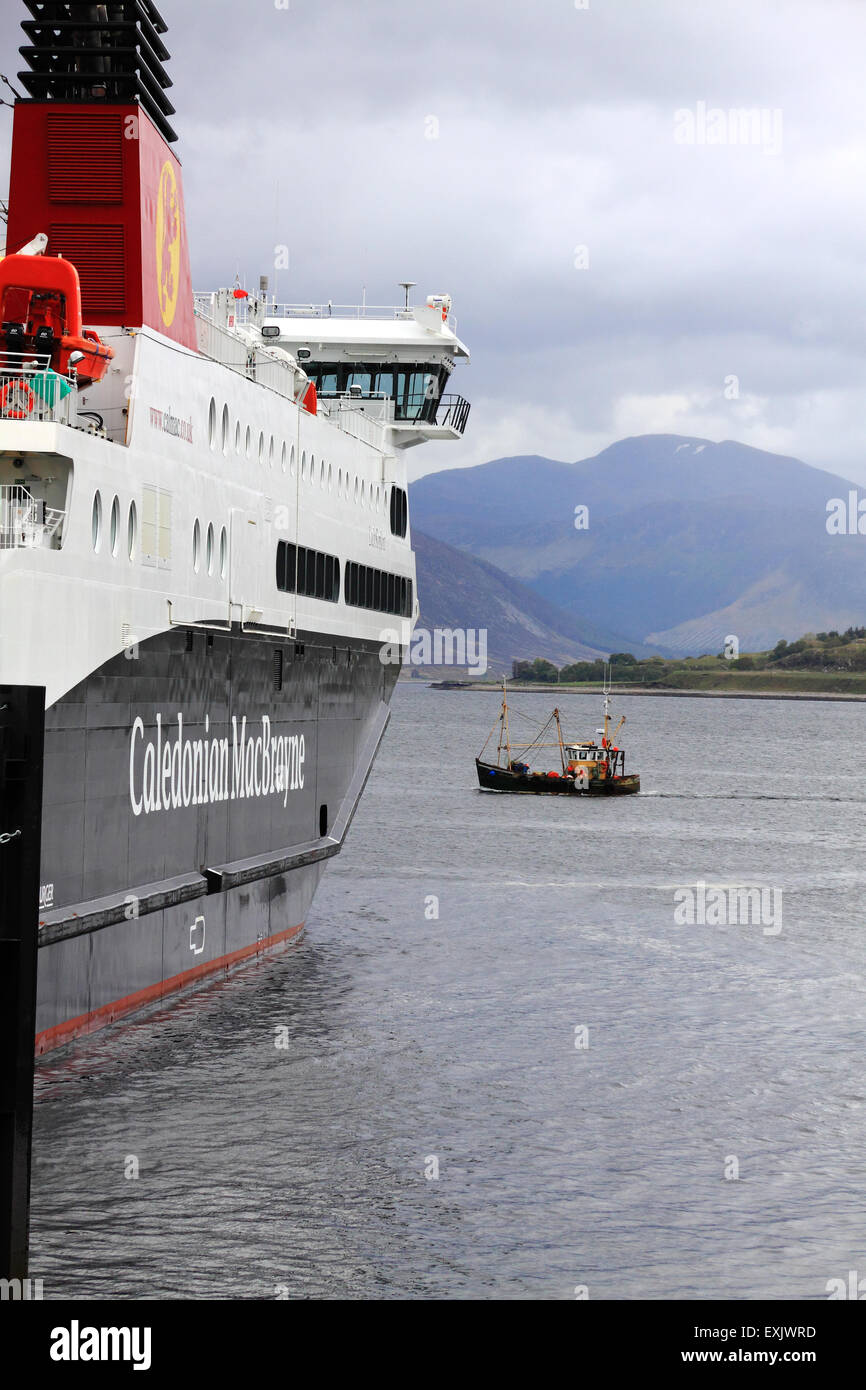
425,681 -> 866,703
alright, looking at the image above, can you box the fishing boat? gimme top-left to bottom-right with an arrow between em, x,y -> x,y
476,677 -> 640,795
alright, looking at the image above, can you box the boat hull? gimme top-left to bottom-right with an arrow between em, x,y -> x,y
476,759 -> 640,795
32,625 -> 397,1053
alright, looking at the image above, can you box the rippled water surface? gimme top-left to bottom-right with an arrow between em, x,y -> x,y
31,686 -> 866,1299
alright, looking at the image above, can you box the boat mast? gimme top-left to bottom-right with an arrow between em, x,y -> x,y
554,707 -> 566,772
497,679 -> 512,766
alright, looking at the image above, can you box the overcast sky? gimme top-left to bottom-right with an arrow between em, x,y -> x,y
2,0 -> 866,483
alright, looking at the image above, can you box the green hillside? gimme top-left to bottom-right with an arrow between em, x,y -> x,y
509,629 -> 866,694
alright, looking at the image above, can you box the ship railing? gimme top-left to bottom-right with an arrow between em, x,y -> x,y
317,390 -> 394,413
432,393 -> 471,435
316,388 -> 469,438
194,290 -> 458,334
316,395 -> 391,449
268,301 -> 458,332
395,391 -> 471,433
194,307 -> 301,403
193,291 -> 268,327
0,357 -> 78,427
0,483 -> 65,551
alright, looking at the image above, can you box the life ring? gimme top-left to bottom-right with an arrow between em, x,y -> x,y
1,379 -> 35,419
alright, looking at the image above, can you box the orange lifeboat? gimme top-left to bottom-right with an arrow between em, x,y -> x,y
0,253 -> 114,385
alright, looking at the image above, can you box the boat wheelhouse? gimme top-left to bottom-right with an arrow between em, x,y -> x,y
257,291 -> 470,448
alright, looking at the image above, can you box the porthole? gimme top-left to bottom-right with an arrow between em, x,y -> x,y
310,454 -> 316,484
320,458 -> 325,487
91,491 -> 102,551
269,436 -> 275,469
127,500 -> 137,560
219,526 -> 227,579
206,522 -> 214,575
338,468 -> 343,494
109,495 -> 119,556
208,397 -> 217,449
221,404 -> 229,454
354,476 -> 359,503
328,463 -> 333,492
235,420 -> 241,454
361,481 -> 366,507
281,442 -> 287,473
301,451 -> 307,480
245,425 -> 251,459
193,518 -> 201,572
258,431 -> 265,466
290,445 -> 296,477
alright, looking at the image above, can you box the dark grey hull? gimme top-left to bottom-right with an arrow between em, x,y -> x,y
34,626 -> 396,1051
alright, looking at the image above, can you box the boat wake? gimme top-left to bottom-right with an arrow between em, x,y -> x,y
640,790 -> 863,802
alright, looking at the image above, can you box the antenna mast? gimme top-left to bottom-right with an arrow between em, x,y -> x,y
602,661 -> 611,746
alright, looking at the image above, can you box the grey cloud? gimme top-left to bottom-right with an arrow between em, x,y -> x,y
3,0 -> 866,483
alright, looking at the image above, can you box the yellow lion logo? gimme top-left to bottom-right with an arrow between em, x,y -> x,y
155,161 -> 181,328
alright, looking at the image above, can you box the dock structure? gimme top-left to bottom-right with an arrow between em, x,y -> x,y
0,687 -> 44,1282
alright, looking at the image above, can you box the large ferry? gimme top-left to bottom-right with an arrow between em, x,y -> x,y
0,0 -> 469,1054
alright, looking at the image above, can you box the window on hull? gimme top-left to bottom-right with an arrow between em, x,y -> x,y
389,486 -> 408,538
344,560 -> 413,617
276,541 -> 340,602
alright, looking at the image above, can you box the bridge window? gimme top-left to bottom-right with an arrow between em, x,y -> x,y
306,361 -> 450,421
374,370 -> 394,396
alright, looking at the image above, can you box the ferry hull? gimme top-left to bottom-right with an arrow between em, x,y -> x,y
34,627 -> 397,1052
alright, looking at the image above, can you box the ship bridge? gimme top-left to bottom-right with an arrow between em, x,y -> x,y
260,294 -> 470,449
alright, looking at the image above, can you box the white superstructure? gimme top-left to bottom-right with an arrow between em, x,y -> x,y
0,286 -> 470,704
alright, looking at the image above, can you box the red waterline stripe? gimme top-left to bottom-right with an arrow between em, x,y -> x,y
34,921 -> 305,1056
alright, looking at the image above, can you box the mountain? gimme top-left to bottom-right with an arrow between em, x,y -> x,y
412,530 -> 650,675
410,435 -> 866,654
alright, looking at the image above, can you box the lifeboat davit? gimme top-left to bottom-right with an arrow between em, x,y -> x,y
0,252 -> 114,386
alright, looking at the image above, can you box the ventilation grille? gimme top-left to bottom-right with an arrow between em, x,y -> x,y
48,223 -> 126,318
47,114 -> 124,204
